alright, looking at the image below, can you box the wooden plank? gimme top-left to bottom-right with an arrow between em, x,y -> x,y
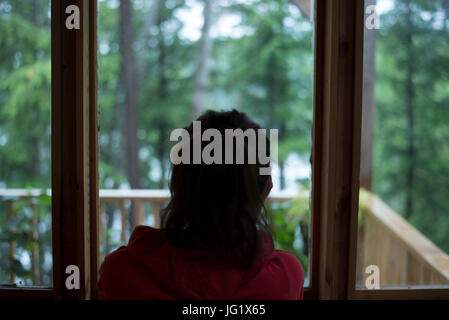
89,0 -> 99,299
347,0 -> 366,297
393,240 -> 401,286
50,0 -> 63,300
30,202 -> 40,285
51,0 -> 93,300
119,200 -> 127,243
374,217 -> 382,281
385,232 -> 396,285
362,192 -> 449,282
355,219 -> 365,286
313,0 -> 364,299
363,214 -> 376,274
134,200 -> 145,226
379,230 -> 389,286
153,202 -> 161,228
355,288 -> 449,300
308,0 -> 326,299
99,201 -> 106,250
401,248 -> 408,285
422,266 -> 431,285
0,287 -> 54,299
7,200 -> 16,284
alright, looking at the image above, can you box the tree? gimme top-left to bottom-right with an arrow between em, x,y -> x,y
192,0 -> 213,119
373,0 -> 449,252
215,0 -> 313,189
119,0 -> 140,191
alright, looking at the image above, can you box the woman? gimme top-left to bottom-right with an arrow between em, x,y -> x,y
98,110 -> 304,299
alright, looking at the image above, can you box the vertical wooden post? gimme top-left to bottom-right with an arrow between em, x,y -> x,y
389,239 -> 398,286
355,220 -> 365,286
406,252 -> 420,285
153,202 -> 161,228
363,214 -> 377,278
99,201 -> 106,250
51,0 -> 95,299
7,200 -> 16,284
313,0 -> 364,299
422,266 -> 431,284
401,248 -> 408,285
89,0 -> 99,299
119,200 -> 127,243
418,263 -> 424,285
395,243 -> 403,285
30,202 -> 40,285
134,200 -> 144,226
379,231 -> 389,286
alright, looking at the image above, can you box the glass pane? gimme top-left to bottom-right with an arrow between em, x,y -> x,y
0,0 -> 52,287
356,0 -> 449,289
98,0 -> 315,286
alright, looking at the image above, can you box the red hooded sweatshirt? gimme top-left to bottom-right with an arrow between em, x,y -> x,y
98,225 -> 304,300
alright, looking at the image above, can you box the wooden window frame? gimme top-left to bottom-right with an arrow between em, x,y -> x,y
311,0 -> 449,300
2,0 -> 448,300
0,0 -> 98,300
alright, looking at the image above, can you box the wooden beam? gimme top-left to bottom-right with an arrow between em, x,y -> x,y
354,288 -> 449,300
89,0 -> 99,300
51,0 -> 94,300
312,0 -> 364,299
308,0 -> 325,300
362,192 -> 449,282
7,200 -> 16,284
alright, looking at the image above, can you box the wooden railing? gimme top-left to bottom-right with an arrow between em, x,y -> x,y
0,189 -> 46,284
98,189 -> 297,247
357,191 -> 449,287
1,188 -> 449,287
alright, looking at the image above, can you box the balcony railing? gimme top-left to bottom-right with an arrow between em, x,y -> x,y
357,191 -> 449,287
1,188 -> 449,287
98,189 -> 297,245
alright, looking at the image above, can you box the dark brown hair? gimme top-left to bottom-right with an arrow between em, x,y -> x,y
160,109 -> 273,268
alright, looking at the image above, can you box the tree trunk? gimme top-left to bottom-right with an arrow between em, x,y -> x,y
120,0 -> 140,229
404,3 -> 415,220
157,17 -> 168,188
119,0 -> 140,190
30,0 -> 38,24
158,123 -> 168,188
140,0 -> 163,83
192,0 -> 213,119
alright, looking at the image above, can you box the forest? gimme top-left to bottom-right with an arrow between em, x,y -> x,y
0,0 -> 448,287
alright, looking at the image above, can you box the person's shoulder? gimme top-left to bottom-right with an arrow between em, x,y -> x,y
274,250 -> 303,268
99,246 -> 129,275
271,250 -> 304,284
252,249 -> 304,299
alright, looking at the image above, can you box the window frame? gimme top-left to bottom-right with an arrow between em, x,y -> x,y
0,0 -> 97,300
310,0 -> 449,300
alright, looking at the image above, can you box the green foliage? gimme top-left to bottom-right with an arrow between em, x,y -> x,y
372,0 -> 449,253
269,189 -> 310,276
0,191 -> 52,285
